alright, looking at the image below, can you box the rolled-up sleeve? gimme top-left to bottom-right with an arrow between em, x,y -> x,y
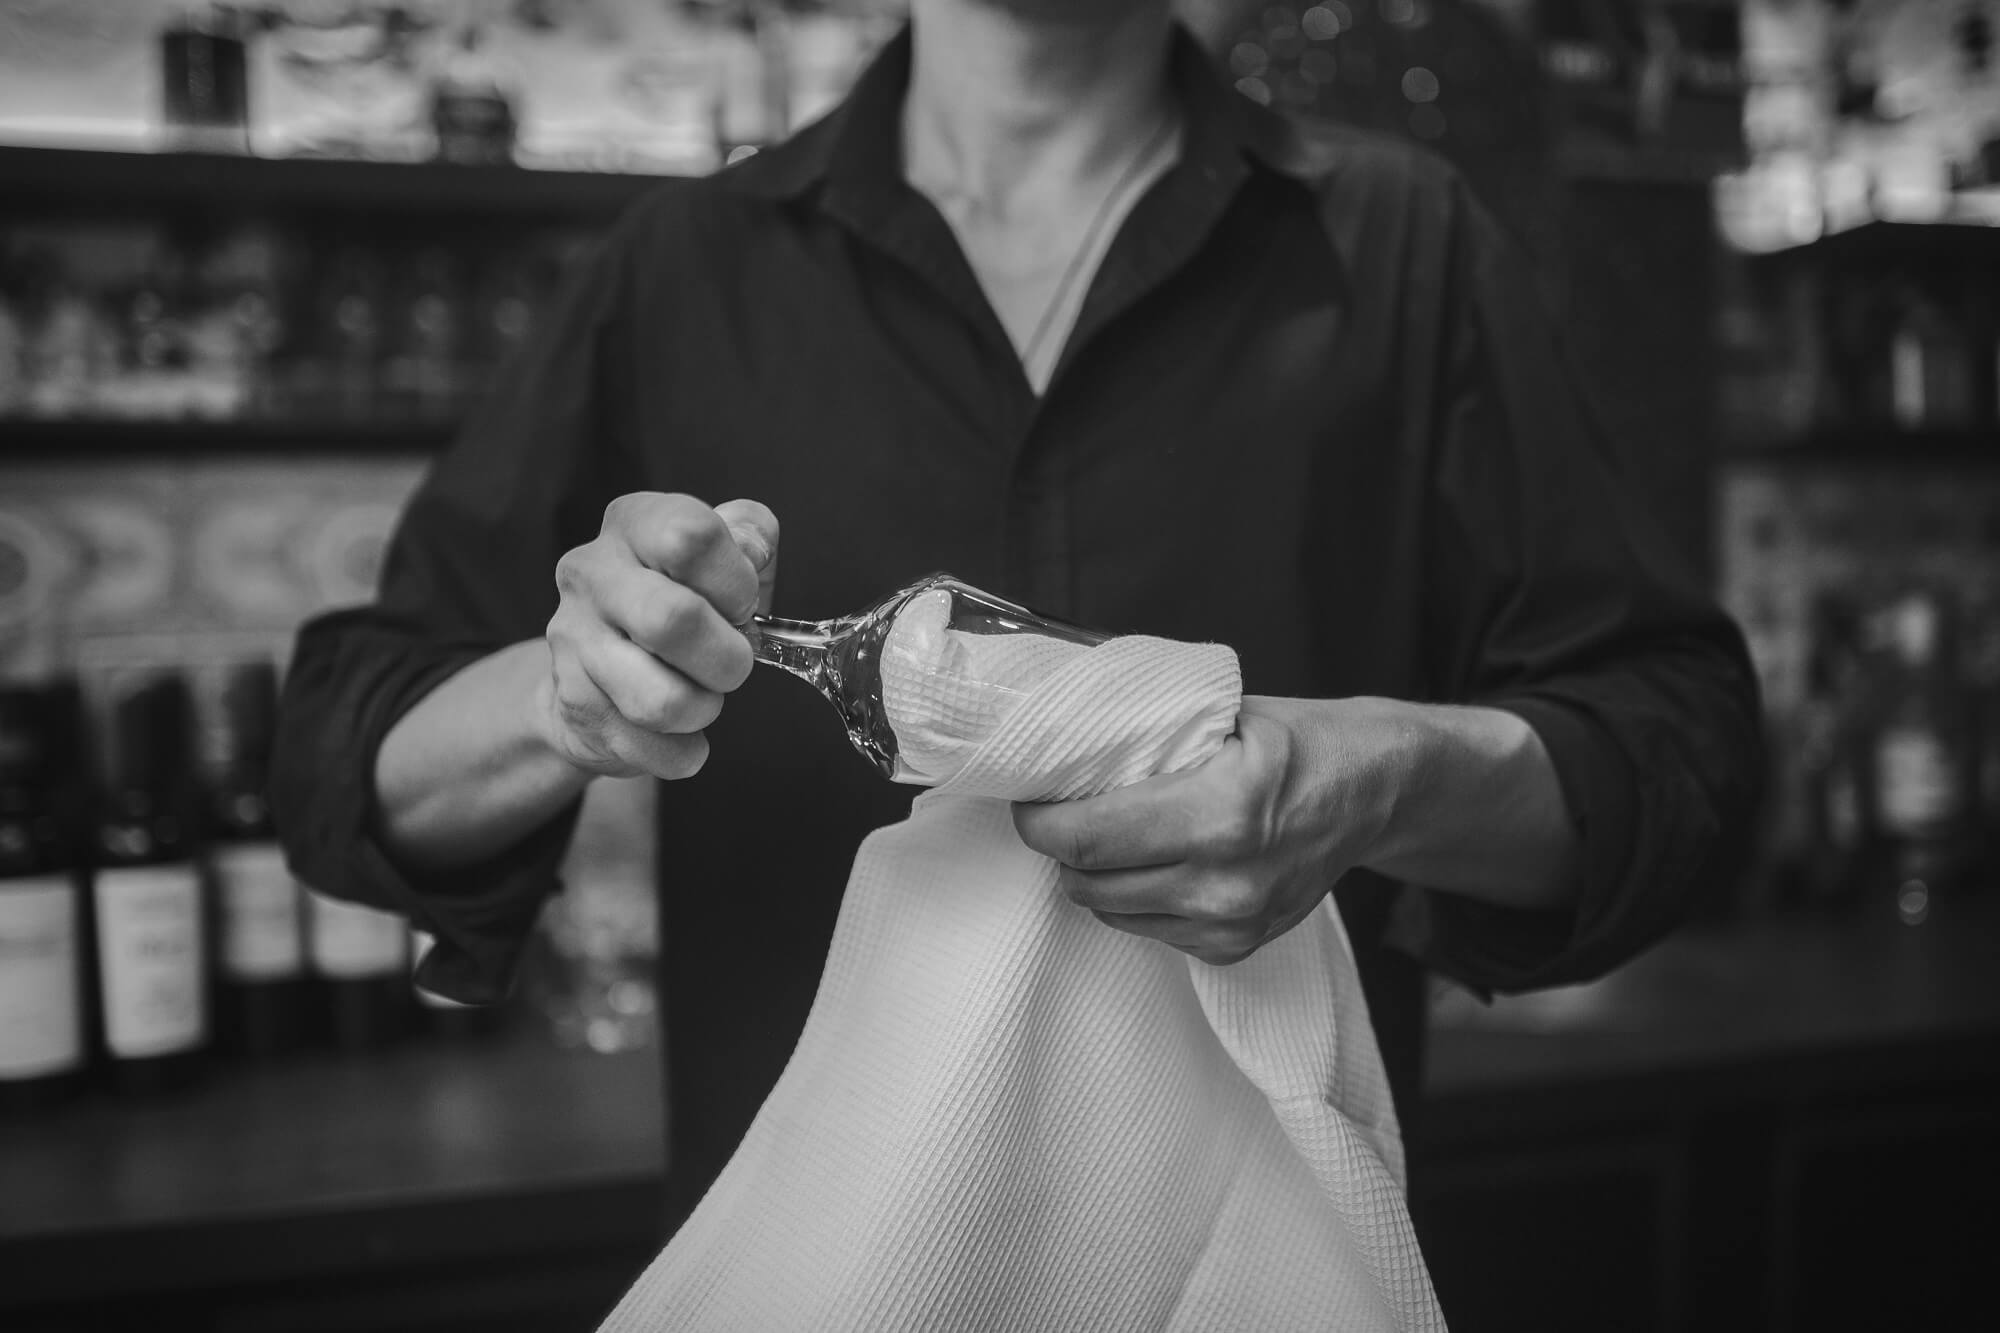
272,204 -> 652,1004
1409,180 -> 1764,994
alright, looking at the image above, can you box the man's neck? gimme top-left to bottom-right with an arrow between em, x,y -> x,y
902,0 -> 1176,207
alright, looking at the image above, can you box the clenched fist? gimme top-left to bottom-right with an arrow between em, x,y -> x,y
538,493 -> 778,781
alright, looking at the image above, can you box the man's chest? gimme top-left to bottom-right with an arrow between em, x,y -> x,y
620,206 -> 1424,698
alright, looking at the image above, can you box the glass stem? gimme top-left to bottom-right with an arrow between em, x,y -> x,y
750,614 -> 836,686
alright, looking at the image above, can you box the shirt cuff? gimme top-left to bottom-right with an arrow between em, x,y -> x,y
280,646 -> 583,1007
1398,693 -> 1640,994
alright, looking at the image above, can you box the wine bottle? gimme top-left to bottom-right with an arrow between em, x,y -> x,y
0,684 -> 89,1112
1866,590 -> 1979,925
751,572 -> 1110,784
93,674 -> 208,1095
306,890 -> 410,1052
208,661 -> 308,1059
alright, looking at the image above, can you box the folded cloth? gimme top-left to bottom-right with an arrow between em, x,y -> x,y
598,633 -> 1444,1331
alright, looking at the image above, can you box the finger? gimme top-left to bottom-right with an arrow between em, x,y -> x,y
1012,763 -> 1230,871
579,632 -> 724,735
714,498 -> 780,616
1053,861 -> 1196,917
586,558 -> 754,693
603,721 -> 710,781
1085,909 -> 1259,966
607,493 -> 763,626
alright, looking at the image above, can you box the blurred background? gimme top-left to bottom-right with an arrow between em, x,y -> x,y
1,1 -> 1997,1330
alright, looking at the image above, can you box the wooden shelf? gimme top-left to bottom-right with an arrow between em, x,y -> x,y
1,143 -> 674,223
1720,427 -> 2000,468
1746,219 -> 2000,268
0,417 -> 457,458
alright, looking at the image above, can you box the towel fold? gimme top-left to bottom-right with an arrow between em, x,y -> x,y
598,633 -> 1444,1331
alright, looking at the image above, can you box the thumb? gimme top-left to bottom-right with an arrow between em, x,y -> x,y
715,499 -> 779,615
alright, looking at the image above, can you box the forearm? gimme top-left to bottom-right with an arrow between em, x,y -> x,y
374,638 -> 591,872
1344,697 -> 1583,912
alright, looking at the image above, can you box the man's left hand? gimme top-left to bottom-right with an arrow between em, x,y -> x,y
1011,696 -> 1407,966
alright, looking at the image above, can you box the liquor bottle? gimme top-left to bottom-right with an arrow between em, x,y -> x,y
306,889 -> 410,1052
1797,591 -> 1868,909
428,24 -> 517,167
207,662 -> 308,1059
751,572 -> 1111,784
160,3 -> 251,155
92,674 -> 209,1094
1961,582 -> 2000,881
1865,590 -> 1979,925
0,685 -> 89,1112
308,248 -> 385,422
381,249 -> 464,420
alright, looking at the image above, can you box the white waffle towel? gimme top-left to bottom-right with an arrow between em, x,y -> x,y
598,632 -> 1445,1331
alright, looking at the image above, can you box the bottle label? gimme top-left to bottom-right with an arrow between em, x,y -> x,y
95,865 -> 207,1060
307,892 -> 407,980
0,876 -> 84,1079
213,842 -> 304,982
1877,727 -> 1960,834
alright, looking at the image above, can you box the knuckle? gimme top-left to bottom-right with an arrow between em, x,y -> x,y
653,508 -> 729,575
622,678 -> 683,733
636,584 -> 700,650
1203,803 -> 1261,860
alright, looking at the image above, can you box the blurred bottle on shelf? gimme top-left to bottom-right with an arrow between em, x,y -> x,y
1885,282 -> 1978,430
160,3 -> 252,155
306,889 -> 411,1053
105,236 -> 196,420
1963,580 -> 2000,878
469,245 -> 542,389
1862,588 -> 1979,926
428,23 -> 518,167
188,226 -> 285,420
24,254 -> 115,420
207,661 -> 308,1060
382,248 -> 466,420
298,246 -> 386,422
1794,590 -> 1870,909
0,683 -> 90,1113
0,248 -> 29,417
92,673 -> 209,1096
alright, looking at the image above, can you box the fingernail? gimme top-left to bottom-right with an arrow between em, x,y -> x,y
728,523 -> 773,571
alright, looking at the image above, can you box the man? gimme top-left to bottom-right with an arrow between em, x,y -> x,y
273,0 -> 1760,1228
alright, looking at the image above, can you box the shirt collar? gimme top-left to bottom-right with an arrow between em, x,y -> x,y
726,20 -> 1310,204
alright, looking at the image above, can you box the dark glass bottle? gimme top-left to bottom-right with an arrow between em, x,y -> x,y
208,662 -> 308,1059
1863,590 -> 1980,926
0,684 -> 89,1112
306,889 -> 410,1053
1798,591 -> 1868,910
92,674 -> 209,1095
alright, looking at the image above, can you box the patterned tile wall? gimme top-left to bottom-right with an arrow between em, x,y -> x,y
0,455 -> 425,769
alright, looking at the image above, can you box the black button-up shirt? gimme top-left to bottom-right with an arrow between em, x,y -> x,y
274,25 -> 1761,1215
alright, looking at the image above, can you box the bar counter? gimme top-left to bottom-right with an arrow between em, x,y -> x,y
4,900 -> 1996,1332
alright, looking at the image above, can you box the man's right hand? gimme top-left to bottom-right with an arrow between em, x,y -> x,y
538,493 -> 779,781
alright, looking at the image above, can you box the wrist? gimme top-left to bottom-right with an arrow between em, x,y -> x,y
1313,696 -> 1432,874
519,641 -> 609,782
